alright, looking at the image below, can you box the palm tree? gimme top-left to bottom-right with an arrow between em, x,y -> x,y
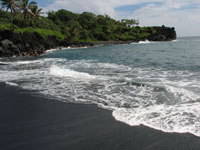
29,4 -> 43,26
0,0 -> 19,13
18,0 -> 37,20
0,0 -> 20,23
30,4 -> 43,21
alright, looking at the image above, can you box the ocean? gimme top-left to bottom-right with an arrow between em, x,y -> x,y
0,37 -> 200,137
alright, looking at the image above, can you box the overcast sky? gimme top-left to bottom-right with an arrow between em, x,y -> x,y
35,0 -> 200,37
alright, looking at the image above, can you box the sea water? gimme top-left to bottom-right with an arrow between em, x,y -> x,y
0,37 -> 200,136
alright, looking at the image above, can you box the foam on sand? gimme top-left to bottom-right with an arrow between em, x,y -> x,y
112,101 -> 200,137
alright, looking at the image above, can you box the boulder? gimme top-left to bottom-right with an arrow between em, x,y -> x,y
1,39 -> 19,56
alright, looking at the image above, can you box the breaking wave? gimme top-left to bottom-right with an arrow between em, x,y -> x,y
5,81 -> 19,87
50,65 -> 96,80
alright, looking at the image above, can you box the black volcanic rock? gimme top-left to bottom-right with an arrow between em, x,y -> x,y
150,26 -> 176,41
1,39 -> 19,56
0,30 -> 55,57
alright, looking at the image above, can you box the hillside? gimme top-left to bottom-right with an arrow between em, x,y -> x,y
0,9 -> 176,57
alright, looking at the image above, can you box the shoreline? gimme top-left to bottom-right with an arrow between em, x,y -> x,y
44,39 -> 175,55
0,39 -> 174,59
1,82 -> 200,150
0,28 -> 176,58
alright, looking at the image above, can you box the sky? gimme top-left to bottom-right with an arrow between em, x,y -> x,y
35,0 -> 200,37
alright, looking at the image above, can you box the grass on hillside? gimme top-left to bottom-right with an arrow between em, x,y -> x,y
0,24 -> 65,40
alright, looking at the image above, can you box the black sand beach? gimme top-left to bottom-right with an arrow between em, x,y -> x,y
0,83 -> 200,150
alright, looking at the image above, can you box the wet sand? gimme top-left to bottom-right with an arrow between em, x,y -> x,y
0,83 -> 200,150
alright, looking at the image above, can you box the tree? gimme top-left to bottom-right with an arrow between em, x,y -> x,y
121,19 -> 139,27
68,20 -> 82,39
29,4 -> 43,27
18,0 -> 37,20
0,0 -> 19,13
79,12 -> 96,29
0,0 -> 20,23
30,4 -> 43,21
48,9 -> 78,25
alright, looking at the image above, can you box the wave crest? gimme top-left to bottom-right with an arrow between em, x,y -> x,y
50,65 -> 96,80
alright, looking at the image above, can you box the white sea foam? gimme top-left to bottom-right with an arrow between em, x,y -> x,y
46,46 -> 90,53
97,63 -> 131,70
139,40 -> 151,44
5,81 -> 19,87
132,40 -> 155,44
113,102 -> 200,137
15,58 -> 66,65
165,84 -> 200,102
172,39 -> 178,42
1,59 -> 51,65
46,47 -> 71,53
0,62 -> 9,65
50,65 -> 96,80
16,60 -> 39,64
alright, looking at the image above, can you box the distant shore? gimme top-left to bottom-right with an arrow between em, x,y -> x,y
0,82 -> 200,150
0,25 -> 176,58
0,38 -> 173,58
0,8 -> 176,58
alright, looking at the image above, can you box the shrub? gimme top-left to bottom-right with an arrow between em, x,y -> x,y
0,24 -> 18,30
14,27 -> 65,40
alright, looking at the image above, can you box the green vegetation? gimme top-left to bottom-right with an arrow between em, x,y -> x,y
0,23 -> 17,30
0,23 -> 65,40
15,27 -> 65,40
0,0 -> 175,42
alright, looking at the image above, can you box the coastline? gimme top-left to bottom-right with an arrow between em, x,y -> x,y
44,41 -> 134,54
1,83 -> 200,150
0,26 -> 176,58
16,39 -> 176,56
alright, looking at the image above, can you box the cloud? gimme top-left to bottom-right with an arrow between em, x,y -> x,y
43,0 -> 200,36
44,0 -> 162,17
129,1 -> 200,36
44,0 -> 114,17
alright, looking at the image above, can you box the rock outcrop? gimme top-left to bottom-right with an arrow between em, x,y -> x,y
149,26 -> 176,41
0,30 -> 94,57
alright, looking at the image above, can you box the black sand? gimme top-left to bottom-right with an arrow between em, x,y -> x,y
0,83 -> 200,150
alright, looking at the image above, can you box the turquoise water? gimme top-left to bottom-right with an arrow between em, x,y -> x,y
0,37 -> 200,136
